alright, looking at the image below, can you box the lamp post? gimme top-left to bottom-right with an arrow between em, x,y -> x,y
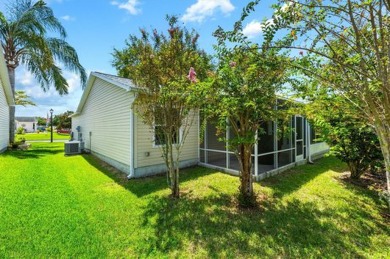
50,109 -> 53,143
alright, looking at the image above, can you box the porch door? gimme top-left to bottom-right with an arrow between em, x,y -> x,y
295,116 -> 304,161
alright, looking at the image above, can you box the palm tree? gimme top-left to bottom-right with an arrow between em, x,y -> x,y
0,0 -> 87,142
15,90 -> 36,106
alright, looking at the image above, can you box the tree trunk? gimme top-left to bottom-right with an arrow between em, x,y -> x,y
237,143 -> 254,206
348,162 -> 364,180
7,66 -> 15,143
374,122 -> 390,208
167,134 -> 179,198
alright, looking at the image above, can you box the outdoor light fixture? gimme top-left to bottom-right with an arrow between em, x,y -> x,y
50,109 -> 54,143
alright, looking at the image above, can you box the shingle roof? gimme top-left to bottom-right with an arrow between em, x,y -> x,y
92,72 -> 136,90
15,117 -> 37,122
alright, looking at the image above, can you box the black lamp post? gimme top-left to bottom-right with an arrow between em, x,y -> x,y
50,109 -> 53,143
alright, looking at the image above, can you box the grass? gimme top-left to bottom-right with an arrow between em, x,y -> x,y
0,143 -> 389,257
16,132 -> 70,141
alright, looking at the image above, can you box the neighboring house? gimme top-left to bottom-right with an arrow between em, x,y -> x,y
71,72 -> 199,178
15,117 -> 38,133
0,46 -> 14,152
72,72 -> 329,179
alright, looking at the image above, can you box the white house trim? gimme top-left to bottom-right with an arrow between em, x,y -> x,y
128,109 -> 135,178
0,47 -> 13,106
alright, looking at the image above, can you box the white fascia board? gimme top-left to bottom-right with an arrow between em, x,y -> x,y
0,46 -> 14,105
74,73 -> 97,114
92,72 -> 136,92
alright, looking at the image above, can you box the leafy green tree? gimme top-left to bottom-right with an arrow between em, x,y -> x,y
53,110 -> 73,129
36,116 -> 46,126
304,87 -> 384,179
240,0 -> 390,206
15,90 -> 35,107
0,0 -> 86,143
112,16 -> 211,198
201,27 -> 291,207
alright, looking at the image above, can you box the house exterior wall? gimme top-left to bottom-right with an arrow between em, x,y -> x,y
0,78 -> 9,152
310,142 -> 329,159
15,120 -> 36,132
72,77 -> 133,173
134,111 -> 199,176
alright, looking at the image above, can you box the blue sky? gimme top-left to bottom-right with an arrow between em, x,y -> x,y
1,0 -> 274,118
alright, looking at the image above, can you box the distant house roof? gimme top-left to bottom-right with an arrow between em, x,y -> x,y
15,117 -> 37,122
73,72 -> 137,117
0,46 -> 14,106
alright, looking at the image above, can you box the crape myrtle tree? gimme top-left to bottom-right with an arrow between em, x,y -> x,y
112,16 -> 211,198
239,0 -> 390,206
0,0 -> 86,143
203,22 -> 291,207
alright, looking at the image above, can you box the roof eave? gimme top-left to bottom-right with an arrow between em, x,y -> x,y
92,72 -> 137,91
0,46 -> 14,106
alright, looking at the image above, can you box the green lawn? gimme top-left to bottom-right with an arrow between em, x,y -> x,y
0,143 -> 388,257
16,132 -> 70,141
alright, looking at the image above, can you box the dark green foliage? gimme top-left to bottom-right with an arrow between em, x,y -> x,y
36,117 -> 46,126
328,122 -> 384,179
304,90 -> 384,179
52,110 -> 73,129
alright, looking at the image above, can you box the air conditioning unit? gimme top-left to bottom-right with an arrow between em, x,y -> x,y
65,141 -> 81,155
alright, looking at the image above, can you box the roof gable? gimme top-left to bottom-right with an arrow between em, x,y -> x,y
73,72 -> 136,116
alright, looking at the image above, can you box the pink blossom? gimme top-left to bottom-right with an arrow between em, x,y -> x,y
187,67 -> 197,83
168,28 -> 175,38
229,61 -> 236,67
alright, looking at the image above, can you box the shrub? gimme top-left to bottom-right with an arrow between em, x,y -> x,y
327,123 -> 384,179
16,127 -> 25,135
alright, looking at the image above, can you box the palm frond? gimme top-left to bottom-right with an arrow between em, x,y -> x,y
0,0 -> 85,94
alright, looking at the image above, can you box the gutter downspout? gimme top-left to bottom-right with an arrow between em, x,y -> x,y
128,107 -> 135,179
307,121 -> 314,164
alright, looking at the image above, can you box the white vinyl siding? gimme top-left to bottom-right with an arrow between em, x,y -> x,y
136,112 -> 199,168
72,78 -> 133,166
0,79 -> 9,151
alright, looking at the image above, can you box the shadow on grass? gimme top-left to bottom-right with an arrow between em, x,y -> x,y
0,144 -> 64,159
80,153 -> 217,197
138,193 -> 378,257
261,156 -> 347,198
76,153 -> 387,256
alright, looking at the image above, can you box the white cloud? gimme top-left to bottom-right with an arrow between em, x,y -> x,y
242,20 -> 262,39
181,0 -> 235,23
14,67 -> 87,117
61,15 -> 75,21
17,70 -> 34,86
111,0 -> 141,15
242,19 -> 275,39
